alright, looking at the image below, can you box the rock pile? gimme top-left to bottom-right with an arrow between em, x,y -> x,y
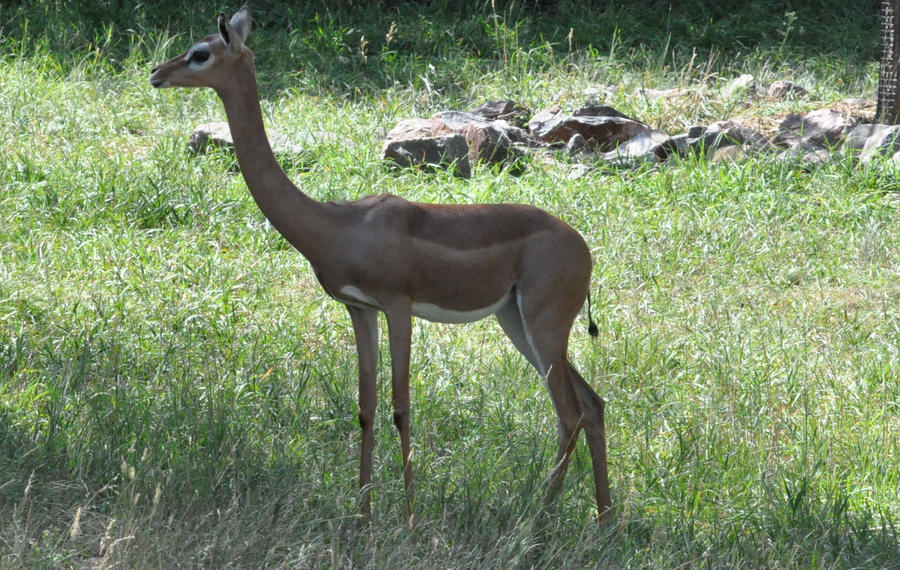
379,94 -> 898,178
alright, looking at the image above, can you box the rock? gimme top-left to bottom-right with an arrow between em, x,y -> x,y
657,133 -> 691,159
711,145 -> 745,163
860,124 -> 900,164
572,104 -> 643,124
527,105 -> 565,139
469,99 -> 531,127
768,80 -> 808,100
528,108 -> 649,150
432,111 -> 536,147
572,116 -> 651,150
600,129 -> 671,163
771,129 -> 802,148
431,111 -> 529,168
565,133 -> 587,155
723,74 -> 756,98
656,125 -> 706,159
705,120 -> 769,149
844,123 -> 891,154
185,121 -> 230,152
686,125 -> 706,138
386,118 -> 435,141
431,110 -> 493,130
445,123 -> 519,168
381,134 -> 472,178
687,129 -> 733,156
382,111 -> 539,175
469,125 -> 520,167
776,109 -> 855,148
776,141 -> 832,165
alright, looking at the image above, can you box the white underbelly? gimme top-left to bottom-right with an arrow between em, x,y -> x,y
338,285 -> 510,324
412,293 -> 510,323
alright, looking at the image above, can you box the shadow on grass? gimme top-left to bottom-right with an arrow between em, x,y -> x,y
615,488 -> 900,567
1,0 -> 882,101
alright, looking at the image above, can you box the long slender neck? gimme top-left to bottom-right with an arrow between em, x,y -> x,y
214,56 -> 331,260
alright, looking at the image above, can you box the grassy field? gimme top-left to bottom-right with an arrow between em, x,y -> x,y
1,1 -> 899,567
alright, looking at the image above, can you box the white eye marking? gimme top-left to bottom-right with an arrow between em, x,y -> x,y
185,42 -> 215,70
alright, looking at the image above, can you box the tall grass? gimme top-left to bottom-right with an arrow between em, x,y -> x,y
1,1 -> 898,567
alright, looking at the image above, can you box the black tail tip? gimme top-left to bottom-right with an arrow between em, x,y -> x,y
588,320 -> 599,337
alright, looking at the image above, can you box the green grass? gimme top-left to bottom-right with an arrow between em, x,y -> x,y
2,1 -> 899,567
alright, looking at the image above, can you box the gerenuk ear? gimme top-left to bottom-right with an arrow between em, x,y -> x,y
218,12 -> 243,52
230,6 -> 252,43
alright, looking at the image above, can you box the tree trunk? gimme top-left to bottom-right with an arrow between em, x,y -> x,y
877,0 -> 900,123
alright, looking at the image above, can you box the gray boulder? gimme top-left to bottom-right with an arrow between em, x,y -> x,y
527,105 -> 565,140
844,123 -> 891,154
860,125 -> 900,164
767,80 -> 808,100
599,129 -> 671,164
572,104 -> 643,123
776,141 -> 832,166
565,133 -> 588,156
711,146 -> 745,163
381,134 -> 472,178
469,99 -> 531,127
386,118 -> 435,141
431,111 -> 530,168
528,106 -> 649,150
775,109 -> 855,149
705,121 -> 769,150
432,110 -> 535,145
723,74 -> 758,99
